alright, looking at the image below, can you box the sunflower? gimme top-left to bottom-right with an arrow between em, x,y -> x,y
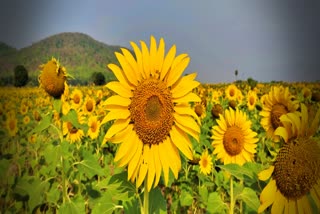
101,36 -> 200,191
6,113 -> 18,137
225,84 -> 239,101
246,90 -> 258,111
83,95 -> 96,115
194,102 -> 206,120
199,150 -> 213,175
211,108 -> 258,165
62,112 -> 85,144
258,104 -> 320,213
260,86 -> 299,142
38,57 -> 67,98
23,115 -> 30,125
87,116 -> 100,140
70,89 -> 83,110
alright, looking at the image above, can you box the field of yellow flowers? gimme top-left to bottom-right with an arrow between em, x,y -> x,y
0,36 -> 320,214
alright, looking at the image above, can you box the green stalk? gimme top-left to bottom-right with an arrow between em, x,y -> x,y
143,179 -> 149,214
229,175 -> 234,214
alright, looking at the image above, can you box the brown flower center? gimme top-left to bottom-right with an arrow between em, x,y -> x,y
201,158 -> 208,167
249,96 -> 255,106
223,126 -> 244,156
195,104 -> 203,117
9,119 -> 16,130
129,78 -> 174,145
67,122 -> 78,134
273,139 -> 320,200
271,104 -> 288,129
86,100 -> 94,112
90,121 -> 97,132
73,94 -> 81,104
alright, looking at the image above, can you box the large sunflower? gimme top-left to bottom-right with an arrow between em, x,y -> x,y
258,104 -> 320,213
211,108 -> 258,165
101,36 -> 200,191
260,86 -> 299,142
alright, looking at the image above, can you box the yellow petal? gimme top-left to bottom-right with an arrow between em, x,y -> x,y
309,108 -> 320,137
136,154 -> 148,188
301,196 -> 312,214
174,113 -> 200,134
170,126 -> 193,160
153,144 -> 162,188
107,63 -> 133,90
175,121 -> 199,142
258,166 -> 274,181
149,35 -> 157,75
158,138 -> 170,185
114,129 -> 135,162
121,48 -> 139,76
155,38 -> 165,73
130,41 -> 145,79
271,191 -> 285,214
103,95 -> 131,107
127,133 -> 143,180
274,127 -> 288,143
115,52 -> 138,85
147,146 -> 156,191
105,81 -> 133,98
140,40 -> 151,77
160,45 -> 176,81
103,118 -> 130,140
174,104 -> 200,124
103,123 -> 133,145
258,179 -> 277,213
173,92 -> 201,103
166,56 -> 190,87
164,138 -> 181,178
101,109 -> 130,125
171,76 -> 200,98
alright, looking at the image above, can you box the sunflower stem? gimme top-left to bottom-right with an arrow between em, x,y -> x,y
229,175 -> 234,214
143,179 -> 149,214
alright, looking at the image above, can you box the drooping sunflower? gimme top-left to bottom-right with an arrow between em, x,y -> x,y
199,150 -> 213,175
102,36 -> 201,191
211,108 -> 258,165
38,57 -> 67,98
260,86 -> 299,142
258,104 -> 320,213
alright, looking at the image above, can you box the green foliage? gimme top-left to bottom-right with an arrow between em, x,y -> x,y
14,65 -> 28,87
92,72 -> 106,86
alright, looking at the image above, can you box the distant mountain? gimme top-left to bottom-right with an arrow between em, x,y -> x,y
0,32 -> 125,85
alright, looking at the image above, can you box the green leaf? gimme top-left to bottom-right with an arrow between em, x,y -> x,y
216,164 -> 253,180
149,187 -> 167,214
180,190 -> 193,206
61,109 -> 81,129
53,99 -> 62,113
207,192 -> 227,214
32,113 -> 52,133
59,196 -> 86,214
238,187 -> 260,212
199,185 -> 208,204
77,151 -> 104,179
91,191 -> 123,214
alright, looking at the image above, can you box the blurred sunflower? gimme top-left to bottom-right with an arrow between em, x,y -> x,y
225,84 -> 239,101
23,115 -> 30,125
20,104 -> 28,115
62,112 -> 85,144
258,104 -> 320,213
199,150 -> 213,175
102,35 -> 200,191
87,116 -> 100,140
246,90 -> 258,111
83,95 -> 96,115
6,113 -> 18,137
211,108 -> 258,165
70,89 -> 83,110
38,57 -> 67,98
193,102 -> 206,120
260,86 -> 299,142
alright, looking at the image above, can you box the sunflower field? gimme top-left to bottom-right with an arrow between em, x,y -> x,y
0,36 -> 320,214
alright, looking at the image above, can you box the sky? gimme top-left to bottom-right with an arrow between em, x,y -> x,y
1,0 -> 320,83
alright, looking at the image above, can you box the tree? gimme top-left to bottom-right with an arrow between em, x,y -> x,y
92,72 -> 106,86
14,65 -> 28,87
234,69 -> 238,81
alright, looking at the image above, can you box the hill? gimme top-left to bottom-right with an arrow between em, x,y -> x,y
0,32 -> 125,85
